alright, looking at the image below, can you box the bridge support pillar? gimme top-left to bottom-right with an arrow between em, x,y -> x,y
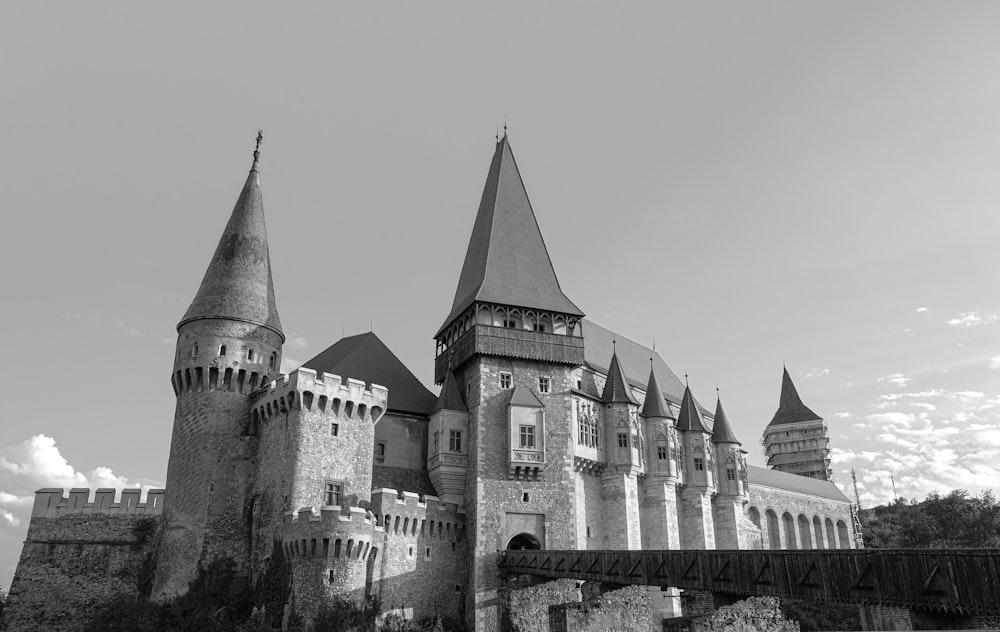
859,605 -> 912,630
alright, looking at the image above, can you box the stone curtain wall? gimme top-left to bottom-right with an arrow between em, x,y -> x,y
748,484 -> 853,550
369,489 -> 467,623
5,512 -> 159,632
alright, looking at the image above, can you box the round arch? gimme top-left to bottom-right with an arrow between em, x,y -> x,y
506,533 -> 541,550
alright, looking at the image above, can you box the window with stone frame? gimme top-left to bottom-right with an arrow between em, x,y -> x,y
617,433 -> 628,448
375,442 -> 386,465
499,372 -> 512,389
538,377 -> 550,393
449,430 -> 462,452
519,425 -> 535,448
694,458 -> 705,471
324,480 -> 344,506
657,445 -> 668,460
726,466 -> 736,480
577,400 -> 600,448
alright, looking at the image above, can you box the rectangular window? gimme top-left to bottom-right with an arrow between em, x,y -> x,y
657,446 -> 668,460
503,319 -> 517,329
330,423 -> 339,436
519,425 -> 535,448
694,458 -> 704,471
617,433 -> 628,448
538,377 -> 550,393
433,431 -> 440,455
499,372 -> 512,389
375,442 -> 385,464
726,467 -> 736,480
533,323 -> 547,333
324,481 -> 343,506
449,430 -> 462,452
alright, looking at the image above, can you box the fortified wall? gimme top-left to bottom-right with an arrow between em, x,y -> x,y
278,487 -> 467,624
5,488 -> 164,632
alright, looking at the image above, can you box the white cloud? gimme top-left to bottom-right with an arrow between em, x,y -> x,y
947,311 -> 998,328
806,367 -> 830,378
280,356 -> 302,374
287,335 -> 309,350
835,411 -> 851,419
990,356 -> 1000,370
105,316 -> 144,338
915,307 -> 928,313
877,373 -> 912,388
0,435 -> 161,590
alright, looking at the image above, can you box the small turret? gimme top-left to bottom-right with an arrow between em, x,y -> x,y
602,350 -> 642,475
676,381 -> 716,549
428,370 -> 470,504
712,396 -> 745,497
642,366 -> 677,480
638,366 -> 682,550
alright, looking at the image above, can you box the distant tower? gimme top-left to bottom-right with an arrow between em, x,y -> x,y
762,367 -> 831,480
154,136 -> 285,598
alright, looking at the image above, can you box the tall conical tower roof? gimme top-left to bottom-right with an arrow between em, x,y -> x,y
768,367 -> 823,426
179,135 -> 283,339
436,135 -> 583,336
676,384 -> 709,433
711,396 -> 740,444
641,366 -> 671,418
602,349 -> 638,405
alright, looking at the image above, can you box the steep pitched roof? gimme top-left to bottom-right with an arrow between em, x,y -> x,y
601,351 -> 639,405
768,367 -> 823,426
433,370 -> 467,414
437,136 -> 583,335
179,144 -> 283,338
675,385 -> 709,433
509,386 -> 545,408
641,367 -> 672,418
711,397 -> 740,444
304,333 -> 436,416
747,465 -> 850,503
582,320 -> 689,409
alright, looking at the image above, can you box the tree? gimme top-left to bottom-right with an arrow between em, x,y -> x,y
860,489 -> 1000,549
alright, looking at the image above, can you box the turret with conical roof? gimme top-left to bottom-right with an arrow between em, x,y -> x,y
639,365 -> 682,549
712,394 -> 750,548
602,349 -> 638,406
762,367 -> 832,481
675,381 -> 716,549
433,135 -> 585,383
428,369 -> 470,505
155,134 -> 286,599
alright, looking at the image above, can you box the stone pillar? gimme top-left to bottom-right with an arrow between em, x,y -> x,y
640,478 -> 680,549
649,586 -> 683,624
713,498 -> 742,549
600,471 -> 642,549
858,604 -> 913,630
680,489 -> 715,549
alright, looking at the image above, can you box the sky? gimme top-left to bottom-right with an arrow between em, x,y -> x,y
2,2 -> 1000,588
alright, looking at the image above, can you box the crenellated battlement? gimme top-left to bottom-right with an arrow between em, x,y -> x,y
281,505 -> 380,563
247,367 -> 388,434
370,488 -> 465,541
31,487 -> 165,518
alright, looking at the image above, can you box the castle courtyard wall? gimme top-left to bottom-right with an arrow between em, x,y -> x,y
748,483 -> 853,550
5,489 -> 163,632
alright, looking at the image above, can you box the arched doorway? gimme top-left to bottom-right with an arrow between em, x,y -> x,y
506,533 -> 541,550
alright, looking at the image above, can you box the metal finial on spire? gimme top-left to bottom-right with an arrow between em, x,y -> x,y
496,125 -> 499,142
504,115 -> 508,135
612,338 -> 616,353
252,129 -> 263,168
685,372 -> 689,386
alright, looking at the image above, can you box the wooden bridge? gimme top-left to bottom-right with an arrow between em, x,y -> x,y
499,548 -> 1000,616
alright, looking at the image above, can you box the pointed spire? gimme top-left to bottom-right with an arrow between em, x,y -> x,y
179,134 -> 283,339
437,136 -> 583,336
675,384 -> 708,433
602,350 -> 638,405
641,366 -> 671,418
711,395 -> 741,445
433,370 -> 468,414
768,366 -> 823,426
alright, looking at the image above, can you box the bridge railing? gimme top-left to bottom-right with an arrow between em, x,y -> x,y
499,548 -> 1000,616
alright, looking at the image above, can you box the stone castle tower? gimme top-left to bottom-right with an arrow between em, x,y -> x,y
761,367 -> 832,480
155,137 -> 286,597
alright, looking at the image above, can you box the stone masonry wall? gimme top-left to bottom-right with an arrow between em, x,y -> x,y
5,512 -> 160,632
369,489 -> 466,623
460,357 -> 580,632
748,484 -> 853,550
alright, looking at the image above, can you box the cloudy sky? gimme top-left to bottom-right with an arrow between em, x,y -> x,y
3,2 -> 1000,587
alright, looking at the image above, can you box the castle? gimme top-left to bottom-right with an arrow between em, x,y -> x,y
5,134 -> 857,631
